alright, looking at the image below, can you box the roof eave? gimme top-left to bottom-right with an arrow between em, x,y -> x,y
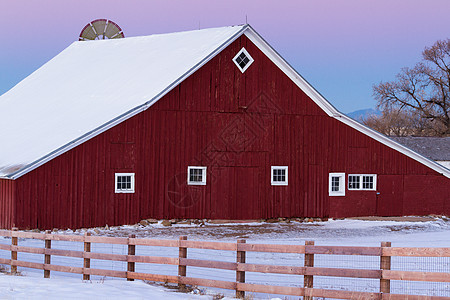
244,26 -> 339,117
336,115 -> 450,178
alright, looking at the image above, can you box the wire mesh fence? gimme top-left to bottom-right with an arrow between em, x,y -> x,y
0,231 -> 449,299
391,256 -> 450,296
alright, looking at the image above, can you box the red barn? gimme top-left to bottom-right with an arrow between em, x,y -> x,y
0,25 -> 448,229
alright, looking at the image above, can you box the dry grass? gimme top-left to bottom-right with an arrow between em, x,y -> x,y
0,264 -> 22,276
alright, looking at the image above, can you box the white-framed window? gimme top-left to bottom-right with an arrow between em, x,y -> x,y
232,47 -> 254,73
271,166 -> 288,186
348,174 -> 377,191
329,173 -> 345,196
348,175 -> 360,190
115,173 -> 135,193
187,166 -> 207,185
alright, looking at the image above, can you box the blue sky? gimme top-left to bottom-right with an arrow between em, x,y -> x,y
1,0 -> 449,113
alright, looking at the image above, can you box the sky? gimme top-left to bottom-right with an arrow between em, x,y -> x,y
0,0 -> 449,113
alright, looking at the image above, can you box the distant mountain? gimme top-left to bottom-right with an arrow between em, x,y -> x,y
346,108 -> 381,121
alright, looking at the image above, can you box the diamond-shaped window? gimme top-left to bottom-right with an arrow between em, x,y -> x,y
233,48 -> 254,73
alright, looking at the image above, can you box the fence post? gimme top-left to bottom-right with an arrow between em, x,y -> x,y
304,240 -> 315,300
380,241 -> 391,295
44,230 -> 51,278
178,236 -> 187,290
127,234 -> 136,281
236,239 -> 246,299
83,232 -> 91,281
11,227 -> 18,274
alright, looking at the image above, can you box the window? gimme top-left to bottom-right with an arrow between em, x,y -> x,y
348,175 -> 360,190
232,47 -> 254,73
187,166 -> 207,185
329,173 -> 345,196
362,175 -> 375,190
115,173 -> 135,193
271,166 -> 288,186
348,174 -> 377,191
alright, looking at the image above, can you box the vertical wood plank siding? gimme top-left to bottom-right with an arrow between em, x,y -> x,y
9,35 -> 450,229
0,179 -> 14,228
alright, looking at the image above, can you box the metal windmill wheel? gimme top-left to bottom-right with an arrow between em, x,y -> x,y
79,19 -> 124,41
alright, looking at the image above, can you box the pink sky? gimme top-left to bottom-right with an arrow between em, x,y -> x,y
1,0 -> 449,112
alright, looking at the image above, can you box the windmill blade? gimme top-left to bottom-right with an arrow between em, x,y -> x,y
92,19 -> 107,39
79,22 -> 97,41
104,20 -> 124,39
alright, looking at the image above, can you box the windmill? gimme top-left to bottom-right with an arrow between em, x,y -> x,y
79,19 -> 124,41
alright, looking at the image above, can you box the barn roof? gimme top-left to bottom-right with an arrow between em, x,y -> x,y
390,137 -> 450,161
0,25 -> 449,179
0,26 -> 246,178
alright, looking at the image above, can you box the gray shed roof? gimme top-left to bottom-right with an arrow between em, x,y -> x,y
390,137 -> 450,161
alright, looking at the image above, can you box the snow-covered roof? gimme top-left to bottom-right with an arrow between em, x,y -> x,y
0,25 -> 246,178
1,25 -> 449,179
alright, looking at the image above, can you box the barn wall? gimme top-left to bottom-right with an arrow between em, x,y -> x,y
0,179 -> 15,228
12,35 -> 450,229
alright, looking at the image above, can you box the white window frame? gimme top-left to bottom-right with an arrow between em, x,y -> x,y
271,166 -> 288,186
232,47 -> 254,73
329,173 -> 345,196
348,174 -> 377,191
187,166 -> 207,185
115,173 -> 135,193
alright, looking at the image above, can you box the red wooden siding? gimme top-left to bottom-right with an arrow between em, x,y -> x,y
376,175 -> 404,216
403,175 -> 449,216
0,179 -> 15,228
8,35 -> 450,229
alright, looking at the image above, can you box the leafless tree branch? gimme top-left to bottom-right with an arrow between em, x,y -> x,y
373,39 -> 450,136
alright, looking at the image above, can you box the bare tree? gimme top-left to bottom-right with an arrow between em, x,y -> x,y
373,39 -> 450,136
362,109 -> 438,136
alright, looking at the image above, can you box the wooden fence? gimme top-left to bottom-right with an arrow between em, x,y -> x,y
0,228 -> 449,299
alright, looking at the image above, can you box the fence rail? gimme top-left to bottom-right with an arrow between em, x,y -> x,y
0,228 -> 449,299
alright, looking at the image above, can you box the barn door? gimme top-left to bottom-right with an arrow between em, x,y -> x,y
235,167 -> 260,219
376,175 -> 403,216
211,166 -> 260,219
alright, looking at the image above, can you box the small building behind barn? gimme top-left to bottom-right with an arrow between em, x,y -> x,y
0,25 -> 449,229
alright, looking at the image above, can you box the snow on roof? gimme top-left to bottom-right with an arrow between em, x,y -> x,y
0,25 -> 246,178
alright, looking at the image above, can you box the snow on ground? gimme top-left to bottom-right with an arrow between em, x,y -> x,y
1,217 -> 449,299
0,272 -> 211,300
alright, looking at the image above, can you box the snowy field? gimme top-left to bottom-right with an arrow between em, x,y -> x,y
0,217 -> 449,299
0,273 -> 211,299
